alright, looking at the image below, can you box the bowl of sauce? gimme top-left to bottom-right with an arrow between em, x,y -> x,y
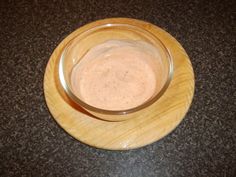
59,21 -> 173,121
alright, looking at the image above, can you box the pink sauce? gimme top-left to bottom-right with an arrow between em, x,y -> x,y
71,40 -> 161,110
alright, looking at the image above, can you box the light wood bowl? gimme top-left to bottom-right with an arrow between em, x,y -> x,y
44,18 -> 194,150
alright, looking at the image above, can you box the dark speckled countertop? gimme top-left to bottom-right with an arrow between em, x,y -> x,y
0,0 -> 235,176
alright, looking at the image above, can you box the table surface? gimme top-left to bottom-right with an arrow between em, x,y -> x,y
0,0 -> 235,177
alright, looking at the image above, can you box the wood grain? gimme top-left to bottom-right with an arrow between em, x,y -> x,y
43,18 -> 195,150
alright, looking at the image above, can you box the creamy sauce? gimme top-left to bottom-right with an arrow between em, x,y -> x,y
71,40 -> 161,110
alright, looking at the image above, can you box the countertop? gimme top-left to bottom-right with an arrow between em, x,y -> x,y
0,0 -> 235,176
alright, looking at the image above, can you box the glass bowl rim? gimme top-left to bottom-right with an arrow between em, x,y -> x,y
59,23 -> 173,115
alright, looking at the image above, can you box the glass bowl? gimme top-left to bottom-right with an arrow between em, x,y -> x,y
59,21 -> 173,121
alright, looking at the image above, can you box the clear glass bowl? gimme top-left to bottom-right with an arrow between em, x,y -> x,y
59,22 -> 173,121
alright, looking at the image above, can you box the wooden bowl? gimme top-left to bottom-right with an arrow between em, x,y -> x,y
44,18 -> 195,150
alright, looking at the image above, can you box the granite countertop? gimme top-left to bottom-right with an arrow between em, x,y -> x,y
0,0 -> 235,176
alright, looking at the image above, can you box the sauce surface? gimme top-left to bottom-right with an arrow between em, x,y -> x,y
71,40 -> 160,110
